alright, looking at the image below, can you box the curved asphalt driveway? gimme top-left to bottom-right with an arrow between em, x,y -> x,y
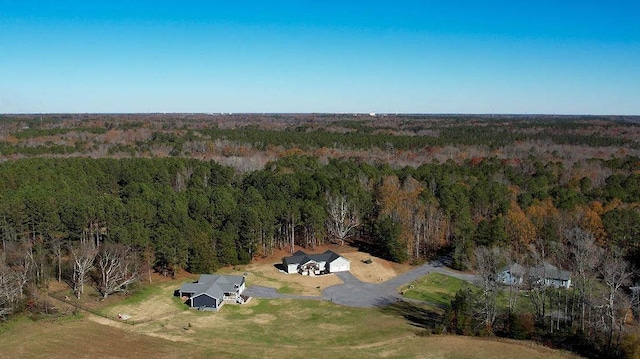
244,262 -> 478,308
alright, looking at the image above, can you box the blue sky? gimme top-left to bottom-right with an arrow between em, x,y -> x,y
1,1 -> 639,114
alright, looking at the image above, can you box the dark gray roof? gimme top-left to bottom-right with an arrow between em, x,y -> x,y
501,263 -> 526,277
179,274 -> 245,300
282,250 -> 346,266
530,262 -> 571,281
283,253 -> 308,266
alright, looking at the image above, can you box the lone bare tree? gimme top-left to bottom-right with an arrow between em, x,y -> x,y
565,227 -> 602,331
70,239 -> 97,299
600,247 -> 634,349
96,243 -> 141,298
325,193 -> 360,246
474,246 -> 504,331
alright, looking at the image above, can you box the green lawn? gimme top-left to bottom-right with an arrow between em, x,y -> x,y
401,273 -> 544,315
400,272 -> 471,306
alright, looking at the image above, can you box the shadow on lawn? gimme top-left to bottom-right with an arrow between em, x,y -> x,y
380,300 -> 443,330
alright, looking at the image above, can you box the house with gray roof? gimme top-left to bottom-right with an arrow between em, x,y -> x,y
282,250 -> 350,275
178,274 -> 246,311
530,262 -> 572,289
498,263 -> 526,285
499,262 -> 571,289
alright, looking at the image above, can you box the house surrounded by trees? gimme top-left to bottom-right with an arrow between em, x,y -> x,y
499,262 -> 572,289
530,262 -> 572,289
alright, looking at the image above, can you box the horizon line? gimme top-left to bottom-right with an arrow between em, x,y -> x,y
2,112 -> 639,117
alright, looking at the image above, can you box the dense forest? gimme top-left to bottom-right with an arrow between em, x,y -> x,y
1,114 -> 639,357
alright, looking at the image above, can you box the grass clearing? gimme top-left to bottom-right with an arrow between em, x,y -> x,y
401,272 -> 472,306
2,249 -> 582,358
2,271 -> 583,359
97,278 -> 188,323
0,306 -> 582,359
401,273 -> 540,315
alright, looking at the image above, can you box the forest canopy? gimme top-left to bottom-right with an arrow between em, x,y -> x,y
1,114 -> 640,357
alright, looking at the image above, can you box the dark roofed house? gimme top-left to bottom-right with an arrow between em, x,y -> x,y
282,250 -> 350,275
178,274 -> 246,311
530,262 -> 571,289
498,263 -> 526,285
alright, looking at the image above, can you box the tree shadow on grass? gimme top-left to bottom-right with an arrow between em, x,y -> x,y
380,300 -> 444,330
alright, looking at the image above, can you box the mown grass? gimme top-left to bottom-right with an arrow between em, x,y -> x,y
1,277 -> 582,359
401,272 -> 472,306
276,285 -> 296,294
112,283 -> 165,306
401,273 -> 546,315
203,299 -> 408,347
0,315 -> 34,335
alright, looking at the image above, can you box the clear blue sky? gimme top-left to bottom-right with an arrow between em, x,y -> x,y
1,1 -> 639,114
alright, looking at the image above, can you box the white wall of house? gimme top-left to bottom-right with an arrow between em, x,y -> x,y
318,261 -> 328,272
329,257 -> 350,272
544,278 -> 571,289
286,263 -> 298,273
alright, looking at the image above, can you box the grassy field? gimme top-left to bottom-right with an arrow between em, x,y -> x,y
0,274 -> 582,359
401,273 -> 537,314
0,259 -> 583,359
400,273 -> 471,306
0,308 -> 581,359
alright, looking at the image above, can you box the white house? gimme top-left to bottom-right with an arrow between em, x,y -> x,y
282,250 -> 350,275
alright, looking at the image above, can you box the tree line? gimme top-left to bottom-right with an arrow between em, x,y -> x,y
0,155 -> 638,322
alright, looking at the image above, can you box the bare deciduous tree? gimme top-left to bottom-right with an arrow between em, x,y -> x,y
325,193 -> 360,246
527,237 -> 551,320
503,251 -> 525,318
600,248 -> 634,349
565,226 -> 602,332
96,243 -> 141,298
70,239 -> 97,299
474,246 -> 504,331
0,259 -> 21,318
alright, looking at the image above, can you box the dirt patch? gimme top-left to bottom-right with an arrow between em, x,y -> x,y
99,282 -> 186,323
221,244 -> 413,292
220,262 -> 342,295
219,245 -> 356,295
341,251 -> 412,283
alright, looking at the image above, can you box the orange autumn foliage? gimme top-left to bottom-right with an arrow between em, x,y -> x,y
505,200 -> 537,251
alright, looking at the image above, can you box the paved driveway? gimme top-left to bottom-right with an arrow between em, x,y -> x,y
244,262 -> 479,308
